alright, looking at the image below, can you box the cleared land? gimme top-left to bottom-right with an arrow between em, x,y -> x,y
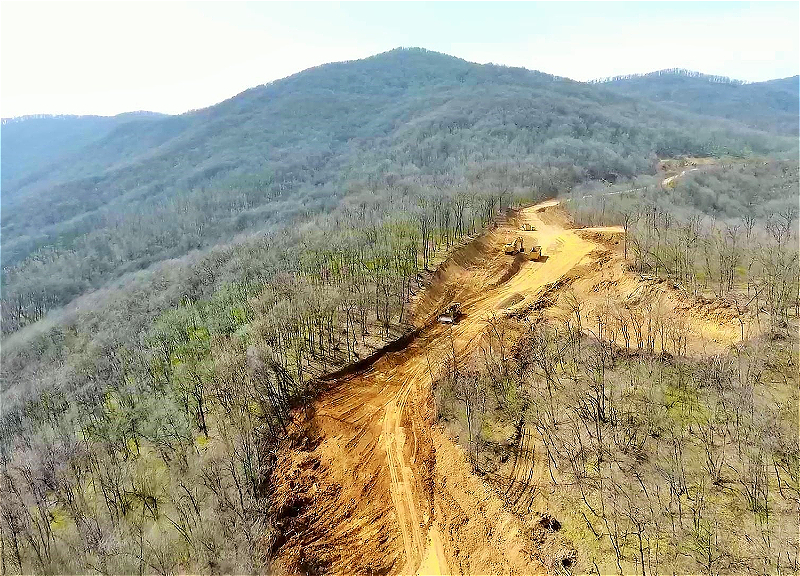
270,200 -> 756,574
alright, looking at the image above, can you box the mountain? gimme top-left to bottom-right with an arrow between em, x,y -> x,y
1,112 -> 166,187
598,69 -> 799,135
1,48 -> 796,334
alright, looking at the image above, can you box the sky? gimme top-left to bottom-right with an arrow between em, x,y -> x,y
1,1 -> 798,118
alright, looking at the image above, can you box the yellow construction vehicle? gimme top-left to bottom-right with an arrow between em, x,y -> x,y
437,302 -> 462,324
504,236 -> 524,255
530,245 -> 542,261
520,223 -> 535,231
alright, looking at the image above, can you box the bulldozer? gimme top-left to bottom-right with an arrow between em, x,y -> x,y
530,245 -> 542,261
504,236 -> 524,255
438,302 -> 462,324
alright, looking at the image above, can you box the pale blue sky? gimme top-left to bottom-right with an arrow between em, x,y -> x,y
1,1 -> 798,117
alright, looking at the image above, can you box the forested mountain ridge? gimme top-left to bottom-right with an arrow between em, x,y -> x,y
599,68 -> 800,135
2,48 -> 796,336
0,112 -> 167,188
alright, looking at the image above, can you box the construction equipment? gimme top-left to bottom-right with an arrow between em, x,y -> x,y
520,223 -> 535,231
438,302 -> 462,324
503,236 -> 524,255
530,245 -> 542,261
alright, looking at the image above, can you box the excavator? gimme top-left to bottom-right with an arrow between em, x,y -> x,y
503,236 -> 524,255
504,236 -> 543,261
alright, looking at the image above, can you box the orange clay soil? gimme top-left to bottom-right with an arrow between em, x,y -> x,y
269,200 -> 749,575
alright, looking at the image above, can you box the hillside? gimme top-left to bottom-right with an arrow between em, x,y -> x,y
270,200 -> 798,575
0,112 -> 166,187
599,69 -> 800,135
2,191 -> 795,574
1,48 -> 797,576
2,49 -> 796,336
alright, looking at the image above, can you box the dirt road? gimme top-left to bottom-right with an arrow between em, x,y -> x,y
271,198 -> 742,574
271,200 -> 621,574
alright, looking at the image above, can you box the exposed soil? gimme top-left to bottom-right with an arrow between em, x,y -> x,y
269,200 -> 749,575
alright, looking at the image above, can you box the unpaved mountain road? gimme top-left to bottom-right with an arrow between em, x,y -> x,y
270,198 -> 743,574
272,200 -> 616,574
662,167 -> 699,188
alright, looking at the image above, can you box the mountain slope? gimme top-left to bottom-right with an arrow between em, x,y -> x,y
599,69 -> 799,135
2,48 -> 796,334
1,112 -> 166,188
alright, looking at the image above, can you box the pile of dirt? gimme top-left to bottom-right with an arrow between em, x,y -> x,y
492,252 -> 529,287
575,227 -> 624,247
270,403 -> 405,575
680,293 -> 740,324
414,235 -> 495,324
430,428 -> 552,574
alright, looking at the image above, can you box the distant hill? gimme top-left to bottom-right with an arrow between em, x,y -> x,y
598,69 -> 799,135
1,112 -> 166,187
1,48 -> 796,332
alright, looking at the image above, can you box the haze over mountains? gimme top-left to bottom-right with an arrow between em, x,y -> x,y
1,48 -> 798,334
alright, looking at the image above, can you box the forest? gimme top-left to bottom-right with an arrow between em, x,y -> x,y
0,48 -> 798,574
2,49 -> 796,334
599,69 -> 799,136
1,179 -> 534,574
436,160 -> 798,574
